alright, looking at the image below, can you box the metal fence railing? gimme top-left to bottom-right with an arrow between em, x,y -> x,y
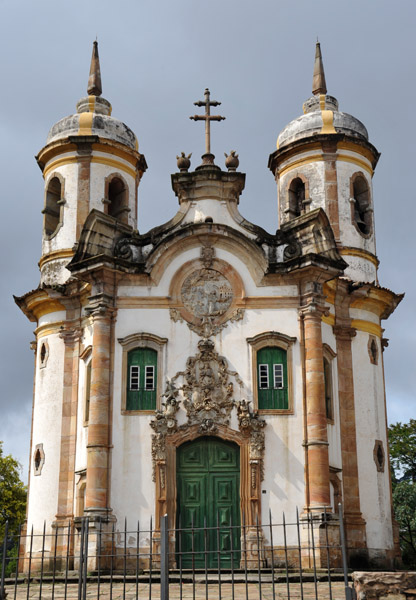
0,504 -> 354,600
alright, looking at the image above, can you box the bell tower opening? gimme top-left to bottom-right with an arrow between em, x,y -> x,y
352,175 -> 371,235
107,177 -> 128,223
288,177 -> 305,219
43,176 -> 62,236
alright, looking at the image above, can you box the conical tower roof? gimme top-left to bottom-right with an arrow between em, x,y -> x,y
276,42 -> 368,150
44,41 -> 138,151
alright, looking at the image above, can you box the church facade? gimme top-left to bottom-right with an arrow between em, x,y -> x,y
16,42 -> 402,568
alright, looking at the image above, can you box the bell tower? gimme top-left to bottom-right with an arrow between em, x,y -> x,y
268,42 -> 380,284
36,41 -> 147,286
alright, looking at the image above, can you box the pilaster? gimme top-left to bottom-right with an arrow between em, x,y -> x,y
84,296 -> 116,517
299,282 -> 331,511
322,139 -> 340,243
333,280 -> 367,559
55,325 -> 83,525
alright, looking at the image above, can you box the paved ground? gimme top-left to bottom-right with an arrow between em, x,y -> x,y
3,580 -> 348,599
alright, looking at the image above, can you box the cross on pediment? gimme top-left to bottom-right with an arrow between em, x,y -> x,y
190,88 -> 225,165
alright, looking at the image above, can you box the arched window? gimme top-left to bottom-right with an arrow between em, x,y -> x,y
247,332 -> 296,413
107,177 -> 129,223
351,174 -> 371,235
118,332 -> 167,414
257,346 -> 288,409
127,347 -> 158,410
43,176 -> 63,236
288,178 -> 305,219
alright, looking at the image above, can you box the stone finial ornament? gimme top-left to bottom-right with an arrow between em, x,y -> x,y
176,152 -> 192,172
312,41 -> 327,96
87,40 -> 102,97
224,150 -> 239,171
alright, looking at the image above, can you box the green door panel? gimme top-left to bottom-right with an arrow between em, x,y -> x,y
177,437 -> 240,568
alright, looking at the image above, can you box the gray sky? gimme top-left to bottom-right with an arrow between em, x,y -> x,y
0,0 -> 415,483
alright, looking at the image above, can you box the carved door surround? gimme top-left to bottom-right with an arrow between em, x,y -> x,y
168,246 -> 245,337
150,338 -> 266,560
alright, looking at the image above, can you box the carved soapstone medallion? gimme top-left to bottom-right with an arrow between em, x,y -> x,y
181,269 -> 233,319
170,246 -> 244,338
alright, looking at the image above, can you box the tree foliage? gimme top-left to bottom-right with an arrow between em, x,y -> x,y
389,419 -> 416,483
388,420 -> 416,567
0,441 -> 27,539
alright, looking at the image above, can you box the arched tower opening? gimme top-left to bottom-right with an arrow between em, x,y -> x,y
351,174 -> 371,235
288,177 -> 305,219
107,176 -> 129,223
43,176 -> 62,236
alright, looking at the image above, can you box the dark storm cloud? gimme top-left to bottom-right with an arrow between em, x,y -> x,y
1,0 -> 414,482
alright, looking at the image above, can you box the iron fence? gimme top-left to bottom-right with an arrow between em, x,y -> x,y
1,505 -> 354,600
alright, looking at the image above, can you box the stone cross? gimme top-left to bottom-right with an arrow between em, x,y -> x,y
190,88 -> 225,161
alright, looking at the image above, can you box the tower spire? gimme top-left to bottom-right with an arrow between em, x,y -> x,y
87,40 -> 102,97
312,41 -> 327,96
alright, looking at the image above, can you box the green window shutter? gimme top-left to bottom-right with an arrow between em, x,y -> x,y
127,348 -> 157,410
257,346 -> 288,410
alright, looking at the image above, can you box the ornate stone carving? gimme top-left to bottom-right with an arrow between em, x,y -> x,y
224,150 -> 239,171
59,326 -> 83,345
181,268 -> 233,319
150,339 -> 254,479
237,399 -> 266,482
200,245 -> 215,268
180,338 -> 239,433
187,307 -> 245,338
169,308 -> 184,323
176,249 -> 245,337
176,152 -> 192,172
150,380 -> 181,480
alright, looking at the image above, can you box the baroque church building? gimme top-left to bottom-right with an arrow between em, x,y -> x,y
16,42 -> 402,568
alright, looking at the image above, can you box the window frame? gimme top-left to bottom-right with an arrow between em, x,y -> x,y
247,332 -> 296,414
118,333 -> 167,415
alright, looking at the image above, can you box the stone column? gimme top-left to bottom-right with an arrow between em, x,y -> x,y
300,284 -> 331,510
333,282 -> 367,558
85,303 -> 114,516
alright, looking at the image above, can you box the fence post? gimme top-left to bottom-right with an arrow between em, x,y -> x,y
0,520 -> 9,600
339,504 -> 355,600
160,514 -> 169,600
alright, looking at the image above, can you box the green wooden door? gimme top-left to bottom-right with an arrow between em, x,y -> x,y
176,437 -> 240,568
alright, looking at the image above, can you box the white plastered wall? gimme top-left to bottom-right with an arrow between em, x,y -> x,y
352,327 -> 393,553
27,332 -> 65,548
109,243 -> 307,538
